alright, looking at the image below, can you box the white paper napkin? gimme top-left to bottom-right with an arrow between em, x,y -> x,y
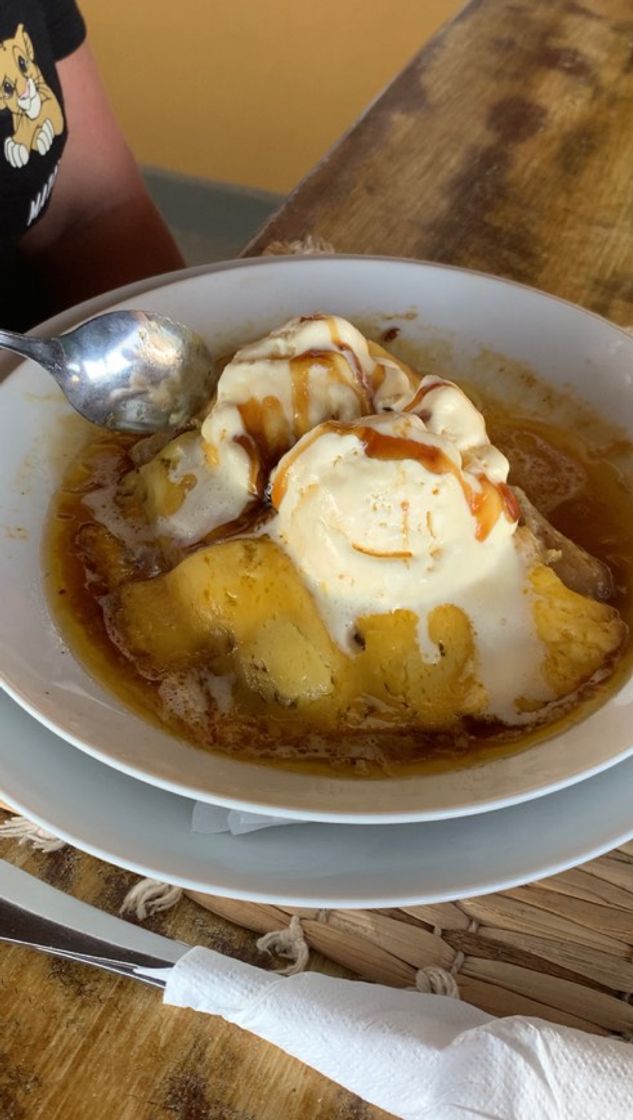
141,946 -> 633,1120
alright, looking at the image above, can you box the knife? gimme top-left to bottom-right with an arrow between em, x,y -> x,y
0,859 -> 188,986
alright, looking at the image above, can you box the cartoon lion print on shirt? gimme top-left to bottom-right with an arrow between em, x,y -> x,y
0,23 -> 64,168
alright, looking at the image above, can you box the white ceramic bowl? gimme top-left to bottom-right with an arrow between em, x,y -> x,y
1,256 -> 633,822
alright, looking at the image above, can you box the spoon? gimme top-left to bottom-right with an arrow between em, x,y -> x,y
0,310 -> 218,432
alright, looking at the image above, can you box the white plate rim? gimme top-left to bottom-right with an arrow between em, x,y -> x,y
0,690 -> 632,907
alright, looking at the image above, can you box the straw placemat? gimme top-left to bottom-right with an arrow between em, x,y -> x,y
171,846 -> 633,1038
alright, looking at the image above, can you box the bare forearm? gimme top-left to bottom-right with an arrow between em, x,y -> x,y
16,41 -> 185,323
20,190 -> 184,320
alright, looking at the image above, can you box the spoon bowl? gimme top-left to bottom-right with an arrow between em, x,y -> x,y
0,310 -> 217,432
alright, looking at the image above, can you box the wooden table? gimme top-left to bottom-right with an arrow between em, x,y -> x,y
3,1 -> 633,1116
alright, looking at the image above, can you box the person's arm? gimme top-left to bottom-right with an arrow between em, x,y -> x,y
19,40 -> 184,318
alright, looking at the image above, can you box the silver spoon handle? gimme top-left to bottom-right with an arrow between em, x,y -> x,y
0,329 -> 64,376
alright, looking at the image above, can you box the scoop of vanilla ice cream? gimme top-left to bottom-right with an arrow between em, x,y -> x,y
410,377 -> 513,488
374,370 -> 511,474
405,376 -> 488,445
269,412 -> 519,655
200,315 -> 374,455
140,407 -> 256,546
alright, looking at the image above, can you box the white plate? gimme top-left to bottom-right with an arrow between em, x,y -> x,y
1,256 -> 633,822
1,689 -> 632,906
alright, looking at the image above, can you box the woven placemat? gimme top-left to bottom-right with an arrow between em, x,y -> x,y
182,846 -> 633,1038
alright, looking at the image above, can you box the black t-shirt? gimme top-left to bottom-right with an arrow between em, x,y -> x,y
0,1 -> 85,327
0,0 -> 85,239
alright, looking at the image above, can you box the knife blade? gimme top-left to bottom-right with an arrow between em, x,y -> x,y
0,859 -> 188,984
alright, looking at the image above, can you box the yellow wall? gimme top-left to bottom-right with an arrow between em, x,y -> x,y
81,0 -> 464,194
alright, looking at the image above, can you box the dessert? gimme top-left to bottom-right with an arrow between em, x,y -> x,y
45,315 -> 632,773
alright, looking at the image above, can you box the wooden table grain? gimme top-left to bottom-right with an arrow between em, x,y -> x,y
249,0 -> 633,327
3,0 -> 633,1116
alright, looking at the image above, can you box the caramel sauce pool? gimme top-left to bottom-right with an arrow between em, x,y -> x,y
44,390 -> 633,778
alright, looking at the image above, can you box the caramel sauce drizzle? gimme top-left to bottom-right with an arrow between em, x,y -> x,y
271,421 -> 519,541
270,423 -> 332,508
291,346 -> 371,414
233,434 -> 262,497
237,396 -> 290,471
402,377 -> 451,413
290,355 -> 313,436
235,317 -> 373,491
498,481 -> 521,523
351,542 -> 414,559
359,425 -> 516,541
